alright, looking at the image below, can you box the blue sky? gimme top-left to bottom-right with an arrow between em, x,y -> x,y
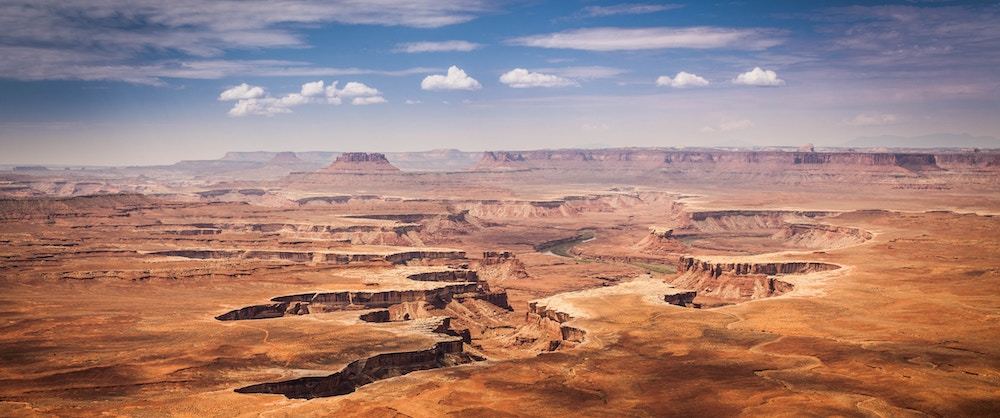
1,0 -> 999,165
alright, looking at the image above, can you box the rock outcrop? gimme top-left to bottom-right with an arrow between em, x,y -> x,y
525,301 -> 584,349
671,256 -> 840,305
477,251 -> 530,280
321,152 -> 401,173
217,272 -> 511,321
152,248 -> 465,265
636,227 -> 686,255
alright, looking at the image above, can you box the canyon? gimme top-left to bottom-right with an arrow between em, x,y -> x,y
0,147 -> 998,417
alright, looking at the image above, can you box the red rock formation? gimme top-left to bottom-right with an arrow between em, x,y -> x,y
478,251 -> 530,280
671,256 -> 839,305
321,152 -> 401,173
636,227 -> 686,255
235,337 -> 476,399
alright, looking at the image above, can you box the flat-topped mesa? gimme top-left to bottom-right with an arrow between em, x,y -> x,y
267,151 -> 305,165
321,152 -> 401,173
471,148 -> 1000,172
672,255 -> 841,305
475,149 -> 667,171
677,256 -> 840,277
481,251 -> 516,264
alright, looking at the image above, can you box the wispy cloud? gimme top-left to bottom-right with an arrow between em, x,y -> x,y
580,3 -> 682,17
395,41 -> 483,53
508,27 -> 784,51
0,0 -> 492,84
701,119 -> 754,133
819,5 -> 1000,70
533,66 -> 628,80
0,52 -> 439,85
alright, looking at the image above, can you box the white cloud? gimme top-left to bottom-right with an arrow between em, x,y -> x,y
223,79 -> 384,116
845,113 -> 899,126
276,93 -> 311,107
352,96 -> 387,105
499,68 -> 578,88
701,119 -> 754,133
395,40 -> 482,53
405,99 -> 422,105
337,82 -> 380,97
227,98 -> 291,117
655,71 -> 709,88
218,83 -> 266,100
581,3 -> 682,17
508,27 -> 783,51
732,67 -> 785,86
421,66 -> 482,91
300,80 -> 326,97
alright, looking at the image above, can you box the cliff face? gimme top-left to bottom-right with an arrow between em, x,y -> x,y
671,256 -> 840,305
321,152 -> 401,173
236,340 -> 474,399
473,148 -> 996,172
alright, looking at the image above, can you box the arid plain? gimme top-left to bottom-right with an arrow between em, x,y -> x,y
1,148 -> 998,417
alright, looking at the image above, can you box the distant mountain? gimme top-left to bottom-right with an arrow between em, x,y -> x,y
845,133 -> 1000,149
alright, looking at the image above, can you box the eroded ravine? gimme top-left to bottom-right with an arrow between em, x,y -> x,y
219,263 -> 510,399
221,204 -> 865,401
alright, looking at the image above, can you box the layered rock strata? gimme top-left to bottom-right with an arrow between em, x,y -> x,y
672,256 -> 840,305
321,152 -> 401,173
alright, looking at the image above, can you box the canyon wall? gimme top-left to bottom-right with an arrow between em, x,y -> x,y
671,256 -> 840,305
474,148 -> 998,172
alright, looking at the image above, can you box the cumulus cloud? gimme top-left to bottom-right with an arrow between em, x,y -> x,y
701,119 -> 754,133
227,98 -> 295,117
845,113 -> 899,126
732,67 -> 785,86
580,3 -> 682,17
421,66 -> 482,91
508,27 -> 783,51
405,99 -> 422,105
300,80 -> 326,97
337,81 -> 381,97
352,96 -> 388,105
395,40 -> 482,53
218,83 -> 266,100
499,68 -> 578,88
655,71 -> 709,88
223,79 -> 384,117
